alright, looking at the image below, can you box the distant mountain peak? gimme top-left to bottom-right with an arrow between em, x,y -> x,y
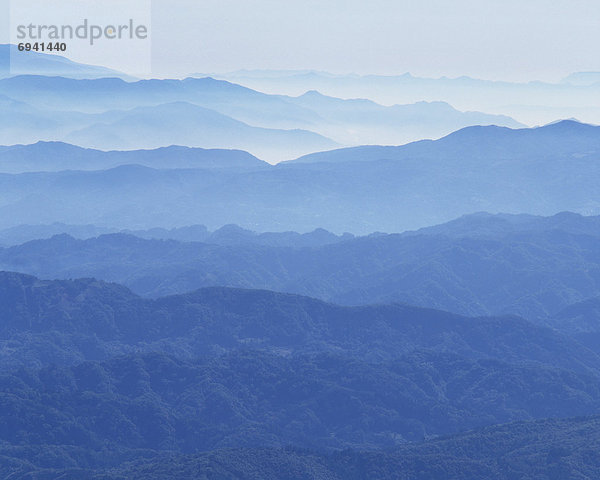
300,89 -> 325,97
538,119 -> 595,130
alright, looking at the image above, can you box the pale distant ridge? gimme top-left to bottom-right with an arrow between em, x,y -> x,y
289,119 -> 600,164
0,44 -> 132,80
0,72 -> 523,159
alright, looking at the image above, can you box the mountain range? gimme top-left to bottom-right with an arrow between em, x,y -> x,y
2,271 -> 600,476
0,120 -> 598,232
1,211 -> 600,326
0,222 -> 352,247
5,46 -> 595,127
0,71 -> 524,160
3,270 -> 596,372
62,101 -> 338,159
204,69 -> 600,126
291,119 -> 600,164
2,47 -> 600,480
0,141 -> 267,173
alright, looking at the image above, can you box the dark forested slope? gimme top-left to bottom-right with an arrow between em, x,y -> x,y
2,272 -> 600,477
1,271 -> 599,373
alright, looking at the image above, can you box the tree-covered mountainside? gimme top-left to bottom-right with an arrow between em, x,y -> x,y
4,350 -> 600,454
3,38 -> 599,480
5,415 -> 600,478
100,416 -> 600,479
1,272 -> 599,373
2,212 -> 600,323
2,272 -> 600,477
1,217 -> 600,479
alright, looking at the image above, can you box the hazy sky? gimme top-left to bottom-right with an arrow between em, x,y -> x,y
2,0 -> 600,81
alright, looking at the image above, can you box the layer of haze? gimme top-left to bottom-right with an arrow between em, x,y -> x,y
0,0 -> 599,81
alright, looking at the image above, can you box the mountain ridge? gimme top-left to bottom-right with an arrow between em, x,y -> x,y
288,119 -> 600,164
2,211 -> 600,321
0,73 -> 525,157
0,140 -> 269,173
1,269 -> 599,375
